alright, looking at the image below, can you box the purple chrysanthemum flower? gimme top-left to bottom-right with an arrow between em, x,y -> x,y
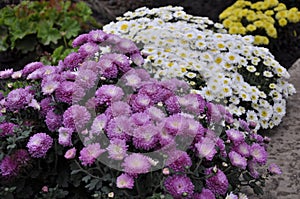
40,97 -> 54,117
195,137 -> 217,161
64,147 -> 76,159
229,151 -> 247,169
106,116 -> 132,140
79,143 -> 105,166
78,42 -> 99,57
226,129 -> 245,146
166,150 -> 192,172
131,112 -> 151,126
75,69 -> 98,89
205,168 -> 229,195
248,160 -> 260,178
110,101 -> 132,117
130,52 -> 144,66
130,93 -> 152,112
116,38 -> 139,54
250,143 -> 268,164
132,124 -> 159,150
0,68 -> 13,79
63,52 -> 84,70
0,122 -> 16,137
5,88 -> 33,110
163,114 -> 186,136
250,133 -> 264,143
194,188 -> 216,199
61,71 -> 77,81
90,114 -> 108,135
13,149 -> 30,165
106,34 -> 123,44
88,30 -> 108,43
11,70 -> 22,79
122,153 -> 151,174
164,175 -> 195,199
111,53 -> 131,73
97,56 -> 119,79
216,138 -> 227,157
22,62 -> 44,76
107,138 -> 128,160
122,72 -> 142,89
165,95 -> 181,115
72,33 -> 90,47
41,76 -> 60,95
63,105 -> 91,131
239,119 -> 250,132
95,85 -> 124,105
234,142 -> 250,157
139,83 -> 172,103
55,81 -> 85,104
268,163 -> 282,175
0,156 -> 18,177
45,110 -> 62,132
58,127 -> 73,147
27,133 -> 53,158
206,103 -> 224,124
146,106 -> 166,122
116,173 -> 134,189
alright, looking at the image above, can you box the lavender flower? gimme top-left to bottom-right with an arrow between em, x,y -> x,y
130,52 -> 144,66
97,56 -> 119,79
63,105 -> 91,131
72,33 -> 90,47
5,88 -> 33,110
194,188 -> 216,199
122,153 -> 151,174
225,192 -> 238,199
40,97 -> 54,117
130,93 -> 152,112
63,52 -> 84,70
58,127 -> 73,147
106,116 -> 132,141
165,95 -> 181,115
131,112 -> 151,126
22,62 -> 44,76
116,38 -> 139,54
195,137 -> 217,161
110,101 -> 132,117
45,110 -> 62,132
27,133 -> 53,158
250,143 -> 268,164
132,124 -> 159,150
79,143 -> 105,166
78,42 -> 99,57
90,114 -> 108,135
107,138 -> 128,160
205,168 -> 229,195
146,106 -> 166,122
110,53 -> 131,73
0,122 -> 16,137
88,30 -> 108,43
229,151 -> 247,169
268,163 -> 282,175
0,156 -> 18,177
55,81 -> 85,104
0,68 -> 13,79
163,114 -> 186,136
95,85 -> 124,105
13,149 -> 30,165
164,175 -> 194,199
226,129 -> 245,146
75,69 -> 98,89
234,142 -> 250,157
116,173 -> 134,189
166,150 -> 192,172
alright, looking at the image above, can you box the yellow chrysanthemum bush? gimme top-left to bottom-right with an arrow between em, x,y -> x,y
219,0 -> 300,67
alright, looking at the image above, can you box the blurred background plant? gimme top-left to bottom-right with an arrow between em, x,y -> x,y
0,0 -> 101,70
219,0 -> 300,68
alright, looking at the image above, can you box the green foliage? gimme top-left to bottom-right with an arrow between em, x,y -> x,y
0,0 -> 101,65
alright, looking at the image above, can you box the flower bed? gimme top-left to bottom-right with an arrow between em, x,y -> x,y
103,6 -> 296,131
0,30 -> 281,198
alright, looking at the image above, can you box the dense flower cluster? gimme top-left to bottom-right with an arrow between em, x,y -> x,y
219,0 -> 300,45
103,6 -> 296,130
0,29 -> 281,198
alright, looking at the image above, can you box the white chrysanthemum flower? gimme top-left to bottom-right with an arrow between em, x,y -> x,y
246,65 -> 256,72
246,110 -> 259,122
273,103 -> 286,116
263,71 -> 274,78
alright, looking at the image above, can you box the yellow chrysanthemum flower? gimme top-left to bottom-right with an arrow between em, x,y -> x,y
265,10 -> 274,16
229,26 -> 239,34
275,10 -> 288,20
246,24 -> 257,32
266,0 -> 279,7
287,10 -> 300,23
278,18 -> 288,27
253,20 -> 264,28
222,19 -> 233,28
274,3 -> 287,11
254,35 -> 269,45
266,26 -> 277,38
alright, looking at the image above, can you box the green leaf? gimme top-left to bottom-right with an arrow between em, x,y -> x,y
10,19 -> 36,47
82,175 -> 91,183
86,179 -> 102,191
60,18 -> 80,39
14,34 -> 38,53
250,182 -> 264,195
37,21 -> 61,45
0,34 -> 8,51
74,2 -> 92,21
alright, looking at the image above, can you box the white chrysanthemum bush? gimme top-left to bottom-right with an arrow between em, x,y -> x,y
103,6 -> 296,131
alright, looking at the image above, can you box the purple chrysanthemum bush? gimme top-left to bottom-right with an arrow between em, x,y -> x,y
0,30 -> 281,199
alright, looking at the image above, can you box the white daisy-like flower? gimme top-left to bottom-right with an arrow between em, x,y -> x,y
263,71 -> 274,78
246,65 -> 256,72
273,103 -> 286,116
258,108 -> 273,120
246,110 -> 259,122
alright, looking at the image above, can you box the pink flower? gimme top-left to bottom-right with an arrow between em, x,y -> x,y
116,173 -> 134,189
64,147 -> 76,159
79,143 -> 105,166
122,153 -> 151,174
